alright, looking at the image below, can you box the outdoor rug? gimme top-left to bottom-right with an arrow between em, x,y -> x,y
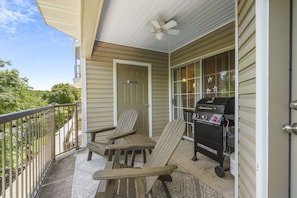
71,150 -> 224,198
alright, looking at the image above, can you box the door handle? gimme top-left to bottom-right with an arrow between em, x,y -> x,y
290,100 -> 297,110
145,104 -> 150,107
282,123 -> 297,135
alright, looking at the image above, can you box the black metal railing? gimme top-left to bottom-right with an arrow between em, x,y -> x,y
0,102 -> 81,197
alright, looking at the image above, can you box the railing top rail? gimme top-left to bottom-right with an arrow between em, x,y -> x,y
0,106 -> 54,124
52,103 -> 78,108
0,102 -> 79,124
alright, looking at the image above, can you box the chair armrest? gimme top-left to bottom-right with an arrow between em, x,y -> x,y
107,130 -> 137,141
93,165 -> 178,180
106,142 -> 156,150
85,126 -> 116,134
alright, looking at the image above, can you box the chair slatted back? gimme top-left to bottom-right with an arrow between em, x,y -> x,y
114,109 -> 138,135
144,119 -> 186,194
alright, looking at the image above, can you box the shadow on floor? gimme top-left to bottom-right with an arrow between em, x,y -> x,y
36,149 -> 77,198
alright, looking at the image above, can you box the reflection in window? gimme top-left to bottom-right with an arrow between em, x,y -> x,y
202,50 -> 235,97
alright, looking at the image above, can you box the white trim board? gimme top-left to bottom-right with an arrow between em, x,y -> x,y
255,0 -> 269,197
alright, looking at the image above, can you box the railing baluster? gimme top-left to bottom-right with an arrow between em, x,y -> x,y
1,124 -> 6,198
24,117 -> 28,198
28,117 -> 32,197
15,120 -> 19,198
21,119 -> 24,198
9,122 -> 13,197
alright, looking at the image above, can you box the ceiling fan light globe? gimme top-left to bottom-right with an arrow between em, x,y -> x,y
156,32 -> 164,40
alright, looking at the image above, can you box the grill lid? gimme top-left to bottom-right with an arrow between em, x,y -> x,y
195,97 -> 235,114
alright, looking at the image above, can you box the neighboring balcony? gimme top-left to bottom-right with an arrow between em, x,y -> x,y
73,40 -> 81,89
73,64 -> 81,89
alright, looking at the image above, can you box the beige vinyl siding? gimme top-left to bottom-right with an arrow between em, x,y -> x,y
237,0 -> 256,197
171,21 -> 235,66
86,42 -> 168,136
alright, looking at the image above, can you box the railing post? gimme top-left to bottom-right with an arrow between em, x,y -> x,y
51,104 -> 56,161
75,102 -> 79,150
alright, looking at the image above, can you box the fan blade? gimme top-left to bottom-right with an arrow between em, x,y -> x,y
151,20 -> 161,29
167,29 -> 180,35
163,20 -> 177,30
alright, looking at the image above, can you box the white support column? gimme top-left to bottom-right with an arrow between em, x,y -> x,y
255,0 -> 269,197
81,57 -> 88,147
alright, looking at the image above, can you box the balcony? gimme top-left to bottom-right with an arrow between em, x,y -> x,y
0,104 -> 234,198
0,103 -> 81,197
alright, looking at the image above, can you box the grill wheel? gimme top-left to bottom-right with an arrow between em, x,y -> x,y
215,165 -> 225,178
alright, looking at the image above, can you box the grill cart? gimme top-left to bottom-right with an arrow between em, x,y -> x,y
192,97 -> 235,177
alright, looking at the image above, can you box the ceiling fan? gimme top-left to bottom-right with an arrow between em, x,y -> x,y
151,19 -> 180,40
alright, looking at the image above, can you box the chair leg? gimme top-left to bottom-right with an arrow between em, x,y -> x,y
159,175 -> 172,198
108,149 -> 113,161
124,150 -> 128,165
87,151 -> 92,161
131,150 -> 136,166
161,180 -> 171,198
142,149 -> 146,163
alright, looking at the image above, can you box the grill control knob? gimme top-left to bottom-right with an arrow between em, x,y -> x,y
201,115 -> 208,120
193,113 -> 199,118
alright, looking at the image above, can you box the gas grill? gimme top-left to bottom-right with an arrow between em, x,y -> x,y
192,97 -> 235,177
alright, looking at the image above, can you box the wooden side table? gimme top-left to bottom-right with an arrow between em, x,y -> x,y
110,134 -> 155,166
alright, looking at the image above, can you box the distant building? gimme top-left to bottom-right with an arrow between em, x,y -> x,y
73,39 -> 81,88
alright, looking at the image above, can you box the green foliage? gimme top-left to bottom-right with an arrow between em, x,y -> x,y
0,59 -> 81,186
54,106 -> 75,131
0,60 -> 48,114
0,60 -> 11,67
44,83 -> 81,104
0,132 -> 20,177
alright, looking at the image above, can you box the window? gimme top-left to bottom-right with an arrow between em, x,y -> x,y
172,62 -> 201,139
203,50 -> 235,97
171,49 -> 235,140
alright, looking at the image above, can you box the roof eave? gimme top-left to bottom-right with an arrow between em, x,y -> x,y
35,0 -> 104,58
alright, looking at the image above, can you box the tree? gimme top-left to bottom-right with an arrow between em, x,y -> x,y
0,59 -> 48,114
0,60 -> 11,67
45,83 -> 81,104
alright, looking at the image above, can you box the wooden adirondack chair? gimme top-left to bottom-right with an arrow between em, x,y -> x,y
86,109 -> 138,161
92,119 -> 186,198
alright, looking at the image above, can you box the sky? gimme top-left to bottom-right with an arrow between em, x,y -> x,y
0,0 -> 74,90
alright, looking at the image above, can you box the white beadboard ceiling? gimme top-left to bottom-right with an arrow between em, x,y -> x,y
96,0 -> 235,53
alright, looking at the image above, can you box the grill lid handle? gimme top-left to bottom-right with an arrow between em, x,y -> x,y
198,106 -> 216,111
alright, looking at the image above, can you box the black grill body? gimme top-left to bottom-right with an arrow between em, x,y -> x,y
192,97 -> 235,177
